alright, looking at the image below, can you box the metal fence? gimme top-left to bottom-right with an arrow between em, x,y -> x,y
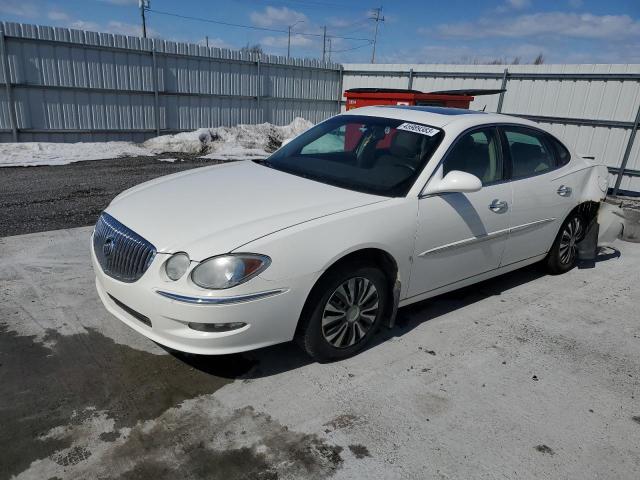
0,21 -> 342,143
342,64 -> 640,194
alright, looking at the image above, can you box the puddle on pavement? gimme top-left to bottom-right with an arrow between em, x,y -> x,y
0,324 -> 251,479
0,325 -> 347,480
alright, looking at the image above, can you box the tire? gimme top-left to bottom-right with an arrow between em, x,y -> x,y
544,212 -> 585,274
296,264 -> 389,363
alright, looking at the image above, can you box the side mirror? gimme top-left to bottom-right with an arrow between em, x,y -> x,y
423,170 -> 482,196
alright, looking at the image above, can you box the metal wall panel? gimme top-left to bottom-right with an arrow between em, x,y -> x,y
343,63 -> 640,193
0,91 -> 10,129
0,21 -> 341,143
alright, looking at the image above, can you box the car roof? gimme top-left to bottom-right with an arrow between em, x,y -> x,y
339,105 -> 539,130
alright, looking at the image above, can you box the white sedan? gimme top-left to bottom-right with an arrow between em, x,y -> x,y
92,106 -> 609,362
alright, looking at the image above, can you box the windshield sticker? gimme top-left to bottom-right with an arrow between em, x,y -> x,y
397,122 -> 439,137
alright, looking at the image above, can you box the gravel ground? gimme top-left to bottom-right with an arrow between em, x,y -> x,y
0,155 -> 225,237
1,227 -> 638,479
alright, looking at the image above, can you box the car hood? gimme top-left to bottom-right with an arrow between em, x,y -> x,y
105,160 -> 386,260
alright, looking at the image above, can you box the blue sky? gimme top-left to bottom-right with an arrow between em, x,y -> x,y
1,0 -> 638,63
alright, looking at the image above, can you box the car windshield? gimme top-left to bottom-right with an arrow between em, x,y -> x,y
258,114 -> 444,197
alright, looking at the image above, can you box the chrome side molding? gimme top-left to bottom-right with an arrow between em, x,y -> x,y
419,218 -> 556,257
419,227 -> 511,256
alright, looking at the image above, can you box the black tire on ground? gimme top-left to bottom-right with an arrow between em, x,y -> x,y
544,212 -> 585,275
296,264 -> 389,363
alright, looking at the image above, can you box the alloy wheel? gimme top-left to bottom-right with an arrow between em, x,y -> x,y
559,216 -> 584,265
321,277 -> 379,349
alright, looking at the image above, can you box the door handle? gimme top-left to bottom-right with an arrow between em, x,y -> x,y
489,199 -> 508,213
557,185 -> 572,197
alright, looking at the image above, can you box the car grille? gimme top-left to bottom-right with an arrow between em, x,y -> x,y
93,212 -> 156,283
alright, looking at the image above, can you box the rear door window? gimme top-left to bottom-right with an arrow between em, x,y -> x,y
503,127 -> 555,179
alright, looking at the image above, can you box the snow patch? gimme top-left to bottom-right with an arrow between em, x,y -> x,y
144,117 -> 313,160
0,118 -> 313,167
0,142 -> 150,167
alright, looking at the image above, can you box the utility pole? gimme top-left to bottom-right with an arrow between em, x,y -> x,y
370,6 -> 384,64
322,25 -> 327,62
287,20 -> 304,59
327,38 -> 332,63
139,0 -> 149,38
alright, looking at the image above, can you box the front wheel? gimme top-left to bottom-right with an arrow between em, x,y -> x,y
296,264 -> 389,362
544,213 -> 585,274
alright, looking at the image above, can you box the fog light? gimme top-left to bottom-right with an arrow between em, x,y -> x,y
188,322 -> 247,332
165,252 -> 190,280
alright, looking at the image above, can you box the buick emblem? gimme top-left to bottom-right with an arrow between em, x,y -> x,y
103,237 -> 115,257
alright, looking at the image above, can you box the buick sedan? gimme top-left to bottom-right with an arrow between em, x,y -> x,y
92,106 -> 609,361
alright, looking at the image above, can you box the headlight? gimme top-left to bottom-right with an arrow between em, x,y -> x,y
191,254 -> 271,289
165,252 -> 190,281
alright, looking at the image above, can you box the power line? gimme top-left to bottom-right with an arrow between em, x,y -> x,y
330,19 -> 372,32
148,8 -> 371,42
332,40 -> 373,53
237,0 -> 367,10
149,9 -> 290,34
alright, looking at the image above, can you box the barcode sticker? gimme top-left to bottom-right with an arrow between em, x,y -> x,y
397,122 -> 439,137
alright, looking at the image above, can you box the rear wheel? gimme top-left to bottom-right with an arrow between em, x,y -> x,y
544,213 -> 585,274
296,264 -> 388,362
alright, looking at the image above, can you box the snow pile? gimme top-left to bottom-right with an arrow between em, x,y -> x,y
0,118 -> 313,167
142,117 -> 313,160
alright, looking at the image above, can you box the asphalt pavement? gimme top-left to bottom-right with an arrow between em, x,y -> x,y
0,156 -> 219,237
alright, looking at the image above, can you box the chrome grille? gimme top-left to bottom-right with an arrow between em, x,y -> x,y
93,212 -> 156,283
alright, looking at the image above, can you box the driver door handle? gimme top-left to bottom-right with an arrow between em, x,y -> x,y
489,199 -> 508,213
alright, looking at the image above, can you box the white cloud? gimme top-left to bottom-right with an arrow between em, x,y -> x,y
48,10 -> 71,22
67,19 -> 154,37
261,34 -> 312,48
434,12 -> 640,40
0,0 -> 38,18
250,6 -> 307,28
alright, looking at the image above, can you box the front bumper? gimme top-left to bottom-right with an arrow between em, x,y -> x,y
91,246 -> 315,355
